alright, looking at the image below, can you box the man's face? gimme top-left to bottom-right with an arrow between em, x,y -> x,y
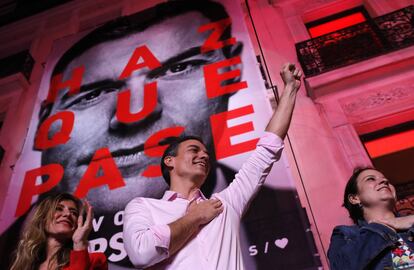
168,139 -> 211,187
42,12 -> 232,213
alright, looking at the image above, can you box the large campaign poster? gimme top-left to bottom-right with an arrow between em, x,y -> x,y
0,0 -> 321,269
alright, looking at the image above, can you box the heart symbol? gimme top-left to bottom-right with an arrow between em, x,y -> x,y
275,238 -> 288,249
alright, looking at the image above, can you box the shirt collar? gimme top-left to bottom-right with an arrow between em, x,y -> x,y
162,189 -> 207,202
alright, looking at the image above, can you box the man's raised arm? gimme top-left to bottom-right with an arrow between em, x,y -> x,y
214,63 -> 302,217
266,63 -> 302,138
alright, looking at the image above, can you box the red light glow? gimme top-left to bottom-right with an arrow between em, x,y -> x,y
308,13 -> 367,38
364,129 -> 414,158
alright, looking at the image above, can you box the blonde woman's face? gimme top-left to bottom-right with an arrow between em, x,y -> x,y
46,200 -> 79,239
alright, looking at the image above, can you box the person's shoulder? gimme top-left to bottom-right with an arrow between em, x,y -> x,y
125,197 -> 148,209
124,196 -> 164,212
332,224 -> 360,236
89,252 -> 107,268
127,196 -> 163,205
333,224 -> 359,230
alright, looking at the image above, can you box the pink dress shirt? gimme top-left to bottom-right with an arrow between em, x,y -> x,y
123,132 -> 283,269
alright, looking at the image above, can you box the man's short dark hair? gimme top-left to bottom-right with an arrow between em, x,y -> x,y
161,135 -> 205,186
52,0 -> 232,76
343,167 -> 375,224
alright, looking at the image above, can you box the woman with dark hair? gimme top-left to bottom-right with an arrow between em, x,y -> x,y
328,167 -> 414,270
10,193 -> 107,270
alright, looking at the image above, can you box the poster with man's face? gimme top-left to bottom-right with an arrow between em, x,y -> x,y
0,1 -> 321,269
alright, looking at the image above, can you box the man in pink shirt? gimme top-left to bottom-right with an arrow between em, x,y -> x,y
123,63 -> 302,269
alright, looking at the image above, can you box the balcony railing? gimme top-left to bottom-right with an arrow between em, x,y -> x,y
296,5 -> 414,77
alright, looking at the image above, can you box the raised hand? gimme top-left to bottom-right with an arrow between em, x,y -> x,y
280,63 -> 302,91
265,63 -> 302,138
72,200 -> 93,250
187,198 -> 223,226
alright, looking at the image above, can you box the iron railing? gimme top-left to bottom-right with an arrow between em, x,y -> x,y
296,5 -> 414,77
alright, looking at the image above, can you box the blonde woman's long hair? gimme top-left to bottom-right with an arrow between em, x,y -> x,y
10,193 -> 82,270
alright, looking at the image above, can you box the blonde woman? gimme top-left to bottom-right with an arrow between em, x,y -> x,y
10,193 -> 107,270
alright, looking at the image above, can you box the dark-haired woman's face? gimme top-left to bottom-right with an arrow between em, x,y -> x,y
354,169 -> 397,207
46,200 -> 79,239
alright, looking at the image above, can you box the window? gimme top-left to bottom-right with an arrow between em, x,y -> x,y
306,7 -> 370,38
360,121 -> 414,201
